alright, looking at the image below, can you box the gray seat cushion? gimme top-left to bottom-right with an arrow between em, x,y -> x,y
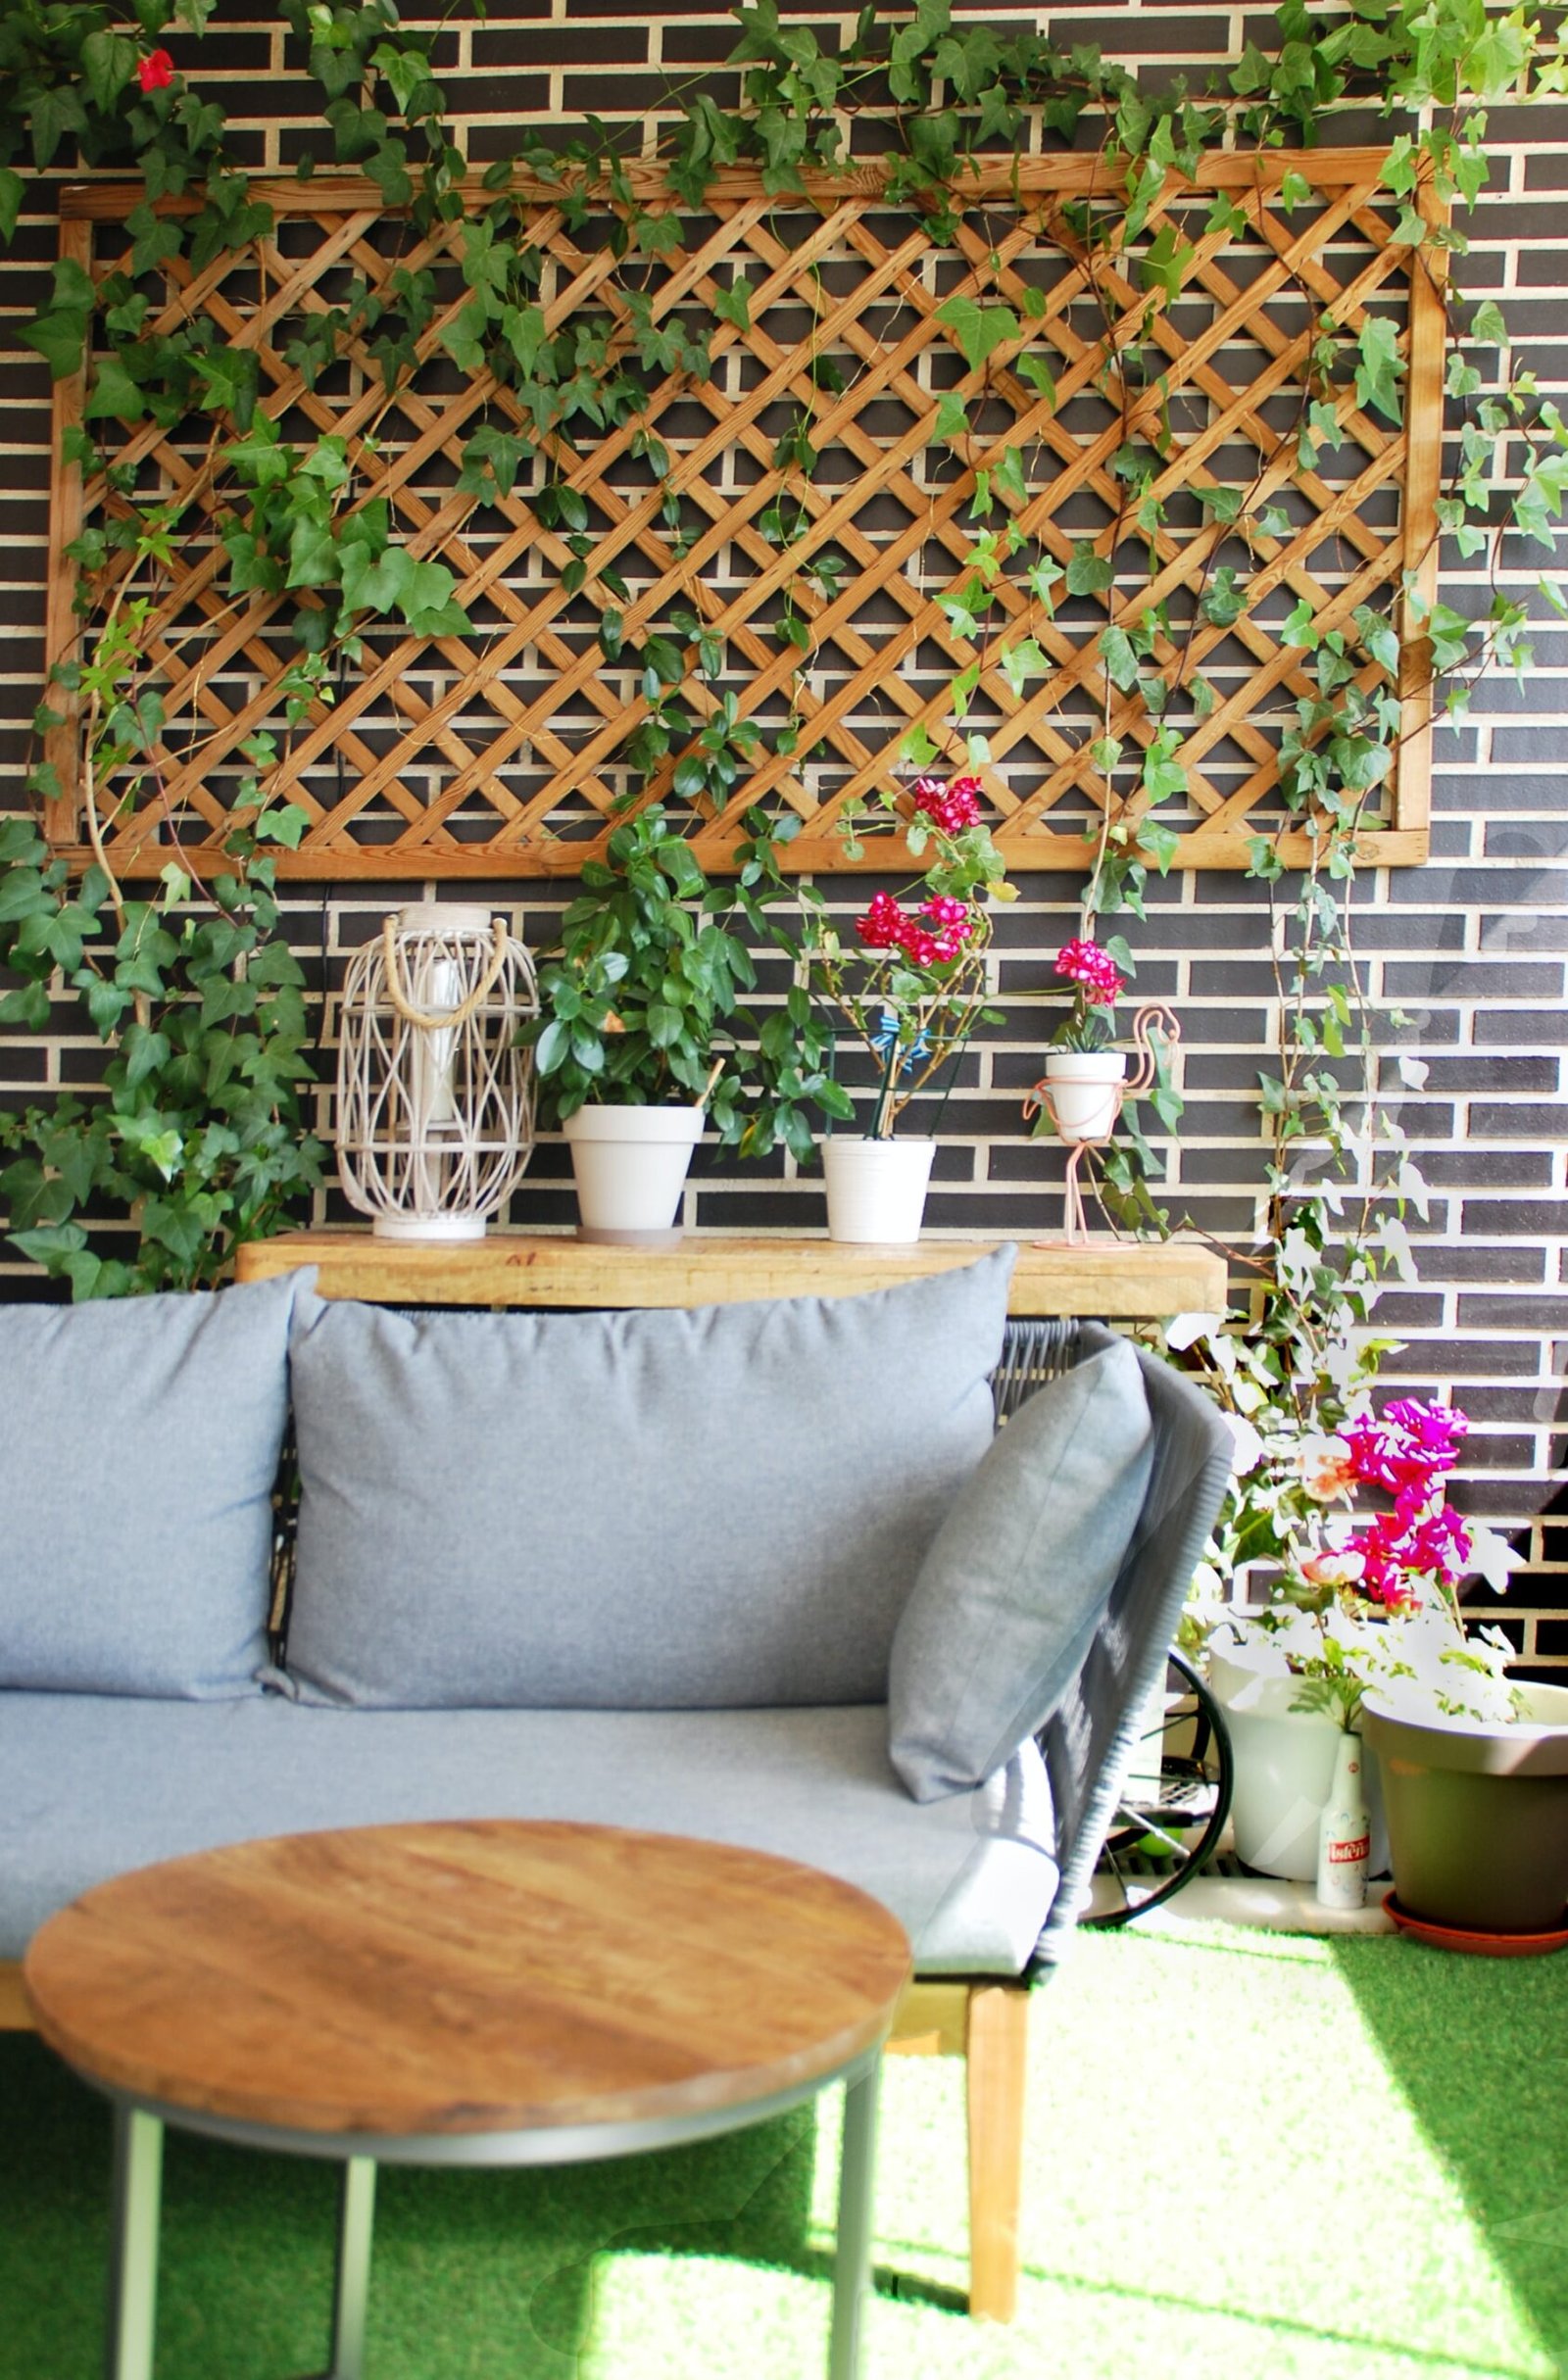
888,1336 -> 1154,1800
0,1276 -> 300,1699
283,1245 -> 1016,1711
0,1691 -> 1055,1976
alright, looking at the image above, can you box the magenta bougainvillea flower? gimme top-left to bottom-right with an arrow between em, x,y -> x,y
910,773 -> 983,835
1343,1399 -> 1465,1498
1054,937 -> 1126,1006
137,48 -> 174,90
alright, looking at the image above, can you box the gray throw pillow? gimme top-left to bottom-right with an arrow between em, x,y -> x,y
888,1336 -> 1153,1801
282,1243 -> 1016,1710
0,1273 -> 302,1698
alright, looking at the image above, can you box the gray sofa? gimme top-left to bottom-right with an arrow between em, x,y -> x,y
0,1244 -> 1232,2320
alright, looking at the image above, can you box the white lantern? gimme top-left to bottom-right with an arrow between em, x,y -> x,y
334,903 -> 539,1241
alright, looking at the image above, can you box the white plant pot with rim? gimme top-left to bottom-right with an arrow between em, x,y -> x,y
1208,1648 -> 1390,1882
1039,1050 -> 1127,1141
821,1136 -> 935,1244
562,1102 -> 705,1246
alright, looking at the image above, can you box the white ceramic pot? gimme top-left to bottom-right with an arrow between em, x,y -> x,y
1208,1650 -> 1389,1882
562,1103 -> 705,1245
821,1137 -> 935,1244
1038,1051 -> 1127,1141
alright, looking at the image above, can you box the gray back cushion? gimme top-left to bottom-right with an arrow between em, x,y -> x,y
888,1336 -> 1154,1800
283,1244 -> 1016,1710
0,1275 -> 300,1698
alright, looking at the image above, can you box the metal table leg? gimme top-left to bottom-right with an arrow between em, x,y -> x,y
327,2158 -> 377,2380
828,2057 -> 882,2380
105,2108 -> 163,2380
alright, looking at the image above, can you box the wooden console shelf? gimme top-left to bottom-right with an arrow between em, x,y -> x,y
235,1230 -> 1227,1318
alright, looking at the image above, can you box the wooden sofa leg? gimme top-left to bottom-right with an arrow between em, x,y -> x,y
0,1960 -> 33,2030
964,1981 -> 1030,2322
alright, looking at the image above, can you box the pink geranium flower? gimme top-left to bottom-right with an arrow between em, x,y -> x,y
910,773 -> 982,835
137,48 -> 174,91
1054,937 -> 1126,1006
855,891 -> 906,950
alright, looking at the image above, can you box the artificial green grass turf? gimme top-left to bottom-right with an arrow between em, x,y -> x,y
4,1918 -> 1567,2379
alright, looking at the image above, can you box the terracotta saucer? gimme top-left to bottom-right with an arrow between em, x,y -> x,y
1383,1890 -> 1568,1957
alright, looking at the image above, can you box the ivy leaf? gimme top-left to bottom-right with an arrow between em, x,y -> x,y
1139,221 -> 1196,302
1198,484 -> 1244,525
935,295 -> 1020,373
1065,542 -> 1114,598
1101,624 -> 1142,691
999,637 -> 1048,697
1137,818 -> 1182,872
1464,17 -> 1528,98
1279,169 -> 1314,214
440,297 -> 491,375
226,418 -> 292,488
712,278 -> 755,330
84,358 -> 148,423
0,169 -> 24,247
1353,316 -> 1405,422
1352,603 -> 1399,674
286,517 -> 340,591
26,84 -> 86,172
366,141 -> 414,208
371,40 -> 435,116
1200,566 -> 1247,628
933,390 -> 969,443
1470,298 -> 1509,348
80,28 -> 142,113
992,444 -> 1028,508
1015,354 -> 1056,405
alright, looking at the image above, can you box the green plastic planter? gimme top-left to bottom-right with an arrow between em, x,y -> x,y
1362,1682 -> 1568,1934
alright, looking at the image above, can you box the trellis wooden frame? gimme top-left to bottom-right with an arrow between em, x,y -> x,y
45,150 -> 1443,880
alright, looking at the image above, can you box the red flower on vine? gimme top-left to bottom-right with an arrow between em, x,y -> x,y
137,49 -> 174,92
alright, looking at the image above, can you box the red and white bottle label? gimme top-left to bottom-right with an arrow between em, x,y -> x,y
1328,1835 -> 1370,1866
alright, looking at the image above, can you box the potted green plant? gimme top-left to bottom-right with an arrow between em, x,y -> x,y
525,803 -> 843,1243
801,771 -> 1010,1242
1034,938 -> 1132,1140
1187,1343 -> 1568,1932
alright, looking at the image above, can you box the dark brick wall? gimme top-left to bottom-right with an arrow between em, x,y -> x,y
1,2 -> 1564,1647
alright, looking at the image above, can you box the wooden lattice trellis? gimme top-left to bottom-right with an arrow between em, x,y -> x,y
45,150 -> 1443,878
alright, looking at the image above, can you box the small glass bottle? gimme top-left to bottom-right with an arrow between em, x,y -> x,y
1315,1731 -> 1370,1911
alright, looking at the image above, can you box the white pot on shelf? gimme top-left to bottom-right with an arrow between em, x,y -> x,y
562,1103 -> 706,1245
1037,1051 -> 1127,1141
820,1137 -> 935,1244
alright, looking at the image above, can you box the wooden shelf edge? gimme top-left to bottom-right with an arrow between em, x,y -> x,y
236,1230 -> 1229,1319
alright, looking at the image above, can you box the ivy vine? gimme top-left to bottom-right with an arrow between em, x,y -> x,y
0,0 -> 1564,1288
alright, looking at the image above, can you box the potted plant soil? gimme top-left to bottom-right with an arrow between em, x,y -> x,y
526,804 -> 840,1243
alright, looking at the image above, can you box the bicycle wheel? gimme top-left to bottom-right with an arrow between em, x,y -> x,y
1084,1649 -> 1234,1927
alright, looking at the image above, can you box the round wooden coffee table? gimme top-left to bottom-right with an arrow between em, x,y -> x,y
23,1820 -> 911,2380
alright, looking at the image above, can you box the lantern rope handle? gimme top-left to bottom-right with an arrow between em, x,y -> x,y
380,915 -> 512,1031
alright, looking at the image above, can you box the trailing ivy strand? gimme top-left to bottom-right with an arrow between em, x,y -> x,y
0,0 -> 1565,1287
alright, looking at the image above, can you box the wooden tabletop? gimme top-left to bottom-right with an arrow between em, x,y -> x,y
235,1228 -> 1228,1318
23,1822 -> 912,2141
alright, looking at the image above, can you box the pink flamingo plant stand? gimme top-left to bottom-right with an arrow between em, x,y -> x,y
1022,1004 -> 1181,1246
